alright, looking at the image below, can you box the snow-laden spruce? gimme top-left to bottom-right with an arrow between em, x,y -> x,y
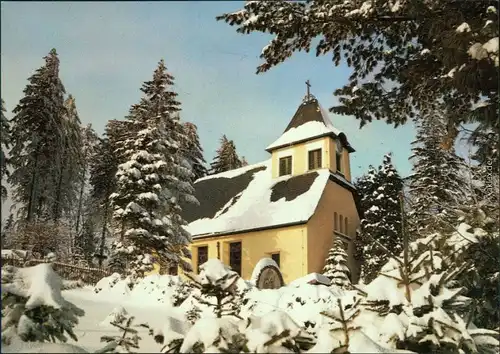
209,134 -> 244,174
110,59 -> 197,277
1,99 -> 10,202
182,121 -> 208,181
8,48 -> 68,222
89,134 -> 118,267
1,263 -> 84,345
408,111 -> 467,235
215,1 -> 498,154
322,239 -> 351,289
357,154 -> 404,283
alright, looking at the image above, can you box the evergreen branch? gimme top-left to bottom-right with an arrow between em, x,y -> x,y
263,329 -> 291,347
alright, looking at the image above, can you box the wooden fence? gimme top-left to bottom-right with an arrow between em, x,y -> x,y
1,256 -> 111,286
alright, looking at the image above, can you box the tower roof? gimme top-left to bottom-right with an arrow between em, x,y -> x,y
266,97 -> 355,153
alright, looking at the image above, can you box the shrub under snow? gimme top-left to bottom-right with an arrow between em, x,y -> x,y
140,240 -> 499,353
1,263 -> 84,345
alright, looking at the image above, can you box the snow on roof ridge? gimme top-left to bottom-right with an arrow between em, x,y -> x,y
318,102 -> 343,136
196,159 -> 271,183
266,102 -> 343,151
266,121 -> 338,151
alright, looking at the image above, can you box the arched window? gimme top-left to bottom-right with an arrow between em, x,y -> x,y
345,217 -> 348,236
339,215 -> 344,234
334,212 -> 338,231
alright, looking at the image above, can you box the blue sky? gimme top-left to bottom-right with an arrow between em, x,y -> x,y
1,1 -> 417,186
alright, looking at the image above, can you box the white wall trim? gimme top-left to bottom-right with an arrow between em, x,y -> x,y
305,140 -> 324,151
276,147 -> 294,158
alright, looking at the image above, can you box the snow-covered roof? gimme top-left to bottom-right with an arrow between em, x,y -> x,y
181,159 -> 332,237
265,98 -> 354,152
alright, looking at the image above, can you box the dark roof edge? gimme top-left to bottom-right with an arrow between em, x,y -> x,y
328,173 -> 362,218
265,132 -> 356,153
329,172 -> 357,192
192,220 -> 308,240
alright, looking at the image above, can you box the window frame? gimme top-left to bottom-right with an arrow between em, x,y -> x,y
197,246 -> 208,274
336,151 -> 343,174
270,252 -> 280,268
278,155 -> 293,176
339,215 -> 344,234
229,242 -> 242,276
334,212 -> 338,231
308,148 -> 322,170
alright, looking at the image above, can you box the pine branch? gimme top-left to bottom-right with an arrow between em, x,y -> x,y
263,329 -> 291,347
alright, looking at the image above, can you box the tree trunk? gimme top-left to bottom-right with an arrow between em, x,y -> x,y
75,165 -> 87,234
98,199 -> 109,267
27,148 -> 40,223
52,164 -> 65,223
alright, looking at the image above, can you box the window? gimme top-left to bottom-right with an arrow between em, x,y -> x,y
279,156 -> 292,176
336,152 -> 343,173
308,149 -> 322,170
334,212 -> 338,231
197,246 -> 208,273
336,140 -> 343,173
229,242 -> 242,276
339,215 -> 344,234
271,253 -> 280,268
345,217 -> 349,236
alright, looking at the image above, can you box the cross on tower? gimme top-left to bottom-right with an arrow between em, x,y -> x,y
305,80 -> 311,99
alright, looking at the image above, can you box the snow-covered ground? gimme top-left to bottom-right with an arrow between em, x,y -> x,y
64,287 -> 170,352
3,251 -> 498,353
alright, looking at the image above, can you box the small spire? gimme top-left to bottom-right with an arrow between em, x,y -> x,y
303,80 -> 315,103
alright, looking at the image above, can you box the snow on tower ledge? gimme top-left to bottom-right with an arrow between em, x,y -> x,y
265,98 -> 354,152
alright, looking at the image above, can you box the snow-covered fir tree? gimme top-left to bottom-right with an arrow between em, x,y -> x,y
1,99 -> 10,202
357,230 -> 500,354
8,49 -> 67,222
74,217 -> 97,266
185,259 -> 242,319
110,59 -> 196,277
51,94 -> 84,223
357,155 -> 404,283
322,239 -> 351,289
1,263 -> 84,345
1,213 -> 14,248
408,112 -> 466,235
470,128 -> 499,174
433,162 -> 500,330
182,121 -> 207,181
216,2 -> 498,143
209,134 -> 242,174
90,135 -> 119,266
353,165 -> 378,268
74,123 -> 99,235
99,315 -> 141,353
240,156 -> 248,166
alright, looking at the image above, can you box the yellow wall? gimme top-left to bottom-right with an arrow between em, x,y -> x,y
306,180 -> 360,281
272,136 -> 351,181
189,224 -> 308,284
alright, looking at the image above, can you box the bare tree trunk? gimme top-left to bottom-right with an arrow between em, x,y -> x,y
52,164 -> 65,223
27,148 -> 40,223
98,199 -> 109,268
75,166 -> 87,235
